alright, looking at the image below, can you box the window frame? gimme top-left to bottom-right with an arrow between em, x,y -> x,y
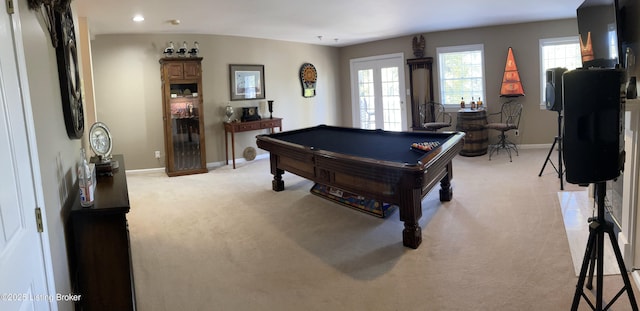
436,44 -> 486,110
538,36 -> 581,109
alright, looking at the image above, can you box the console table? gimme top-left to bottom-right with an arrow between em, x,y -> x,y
224,118 -> 282,168
68,154 -> 136,310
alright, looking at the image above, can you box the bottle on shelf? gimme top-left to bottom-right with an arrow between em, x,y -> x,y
78,148 -> 95,207
477,97 -> 483,109
470,97 -> 476,110
460,97 -> 465,109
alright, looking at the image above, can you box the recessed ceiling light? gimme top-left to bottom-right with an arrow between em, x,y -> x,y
133,15 -> 144,22
169,19 -> 181,25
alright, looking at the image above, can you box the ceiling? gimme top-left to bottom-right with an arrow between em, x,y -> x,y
75,0 -> 584,47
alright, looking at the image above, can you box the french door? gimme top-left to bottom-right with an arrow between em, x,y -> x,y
350,53 -> 407,131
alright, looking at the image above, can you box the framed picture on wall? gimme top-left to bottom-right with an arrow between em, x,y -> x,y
229,64 -> 265,101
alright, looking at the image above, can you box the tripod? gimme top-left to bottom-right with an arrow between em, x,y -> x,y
571,182 -> 638,311
538,110 -> 564,190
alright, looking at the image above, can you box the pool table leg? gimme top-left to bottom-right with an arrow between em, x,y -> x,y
401,188 -> 423,249
269,155 -> 285,191
272,168 -> 285,191
403,224 -> 422,249
439,162 -> 453,201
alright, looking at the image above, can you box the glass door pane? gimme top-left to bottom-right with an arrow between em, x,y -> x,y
169,82 -> 202,171
381,67 -> 401,131
357,69 -> 375,129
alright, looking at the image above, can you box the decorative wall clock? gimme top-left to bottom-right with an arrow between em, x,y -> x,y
54,4 -> 84,139
89,122 -> 119,175
300,63 -> 317,98
89,122 -> 113,159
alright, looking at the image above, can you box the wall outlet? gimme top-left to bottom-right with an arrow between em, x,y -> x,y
514,130 -> 520,137
155,151 -> 161,159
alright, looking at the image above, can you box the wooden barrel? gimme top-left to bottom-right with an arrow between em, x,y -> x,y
456,109 -> 488,156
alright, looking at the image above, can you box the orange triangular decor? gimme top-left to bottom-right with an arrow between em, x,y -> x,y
500,47 -> 525,97
580,32 -> 594,63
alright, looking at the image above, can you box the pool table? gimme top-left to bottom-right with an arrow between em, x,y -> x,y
256,125 -> 465,249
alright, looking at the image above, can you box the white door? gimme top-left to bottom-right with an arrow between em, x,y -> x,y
0,2 -> 51,310
350,53 -> 407,131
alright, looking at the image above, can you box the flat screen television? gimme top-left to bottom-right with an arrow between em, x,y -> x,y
576,0 -> 622,68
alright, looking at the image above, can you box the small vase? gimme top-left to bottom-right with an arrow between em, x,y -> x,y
267,100 -> 274,119
225,105 -> 234,122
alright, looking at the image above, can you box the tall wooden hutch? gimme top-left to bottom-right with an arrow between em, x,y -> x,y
160,57 -> 207,176
406,57 -> 434,130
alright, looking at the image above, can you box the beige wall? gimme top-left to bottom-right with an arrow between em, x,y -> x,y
339,19 -> 579,145
90,34 -> 340,170
91,19 -> 582,170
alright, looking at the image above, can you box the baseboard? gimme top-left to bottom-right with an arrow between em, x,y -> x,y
518,143 -> 552,150
126,153 -> 270,174
207,153 -> 269,169
125,167 -> 165,174
128,145 -> 553,175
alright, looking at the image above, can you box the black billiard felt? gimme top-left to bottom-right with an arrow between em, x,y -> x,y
267,125 -> 453,165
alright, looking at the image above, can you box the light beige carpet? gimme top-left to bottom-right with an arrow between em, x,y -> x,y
125,148 -> 639,310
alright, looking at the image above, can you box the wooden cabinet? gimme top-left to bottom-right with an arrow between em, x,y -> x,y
160,57 -> 207,176
407,57 -> 435,130
165,61 -> 200,80
68,155 -> 136,311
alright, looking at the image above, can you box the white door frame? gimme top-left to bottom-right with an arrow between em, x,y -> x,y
349,53 -> 407,130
